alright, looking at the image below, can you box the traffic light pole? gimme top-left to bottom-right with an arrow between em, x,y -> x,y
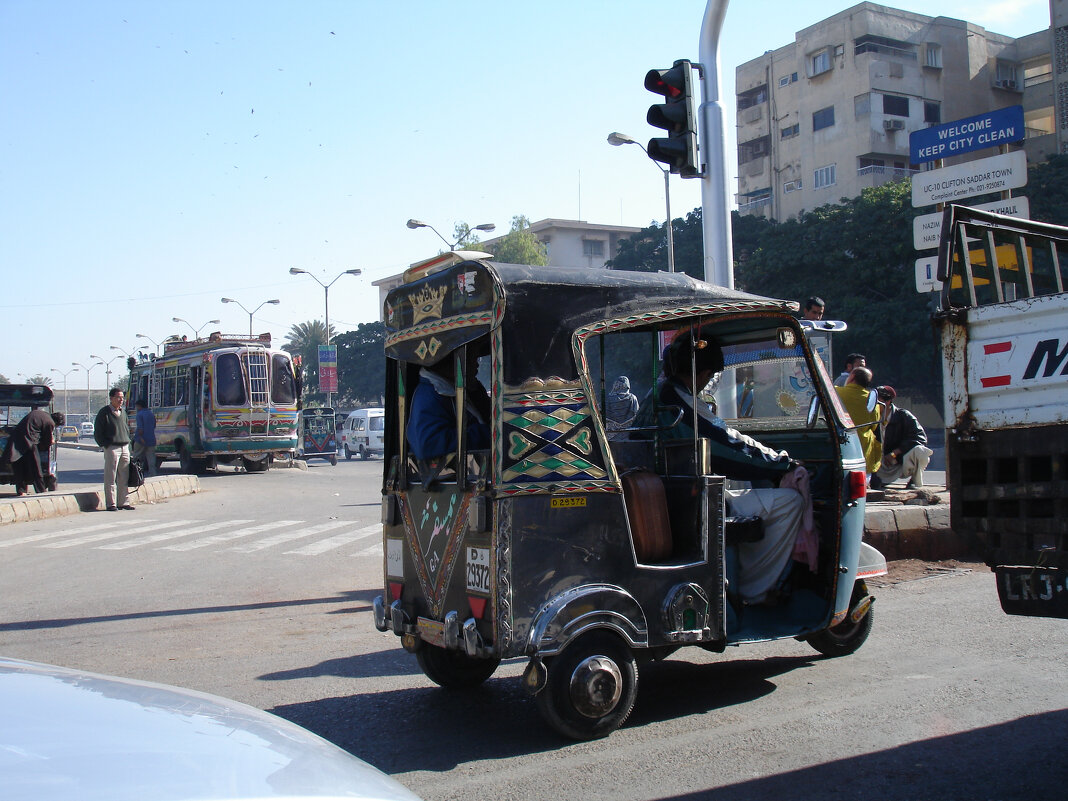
698,0 -> 733,289
663,167 -> 674,274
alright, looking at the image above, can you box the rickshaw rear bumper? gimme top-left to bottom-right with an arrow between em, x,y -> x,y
373,595 -> 491,658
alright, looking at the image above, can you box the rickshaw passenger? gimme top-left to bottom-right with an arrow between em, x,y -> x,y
406,355 -> 491,460
637,335 -> 803,604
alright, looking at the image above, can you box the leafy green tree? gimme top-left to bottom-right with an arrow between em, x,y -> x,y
484,215 -> 547,265
452,222 -> 486,250
1026,154 -> 1068,224
606,208 -> 704,279
334,321 -> 386,407
0,374 -> 8,384
283,320 -> 335,403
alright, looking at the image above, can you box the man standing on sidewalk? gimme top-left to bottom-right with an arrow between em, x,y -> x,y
94,388 -> 133,511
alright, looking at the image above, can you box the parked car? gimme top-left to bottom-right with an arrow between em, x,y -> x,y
58,425 -> 79,442
0,656 -> 422,801
79,421 -> 95,438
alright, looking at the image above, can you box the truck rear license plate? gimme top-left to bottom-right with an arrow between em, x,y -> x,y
995,566 -> 1068,619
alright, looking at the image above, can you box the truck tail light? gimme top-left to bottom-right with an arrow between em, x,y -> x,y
468,596 -> 487,619
389,582 -> 403,602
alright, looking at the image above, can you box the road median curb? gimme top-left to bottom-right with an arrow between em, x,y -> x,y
1,475 -> 201,525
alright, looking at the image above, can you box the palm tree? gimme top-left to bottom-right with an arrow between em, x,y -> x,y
284,320 -> 335,401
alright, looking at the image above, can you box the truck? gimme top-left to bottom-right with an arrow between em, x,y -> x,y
933,204 -> 1068,618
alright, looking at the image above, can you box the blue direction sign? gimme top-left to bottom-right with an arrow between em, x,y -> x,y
910,105 -> 1024,164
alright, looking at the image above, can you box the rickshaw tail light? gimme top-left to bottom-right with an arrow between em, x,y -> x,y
468,597 -> 487,619
848,471 -> 867,500
389,582 -> 403,602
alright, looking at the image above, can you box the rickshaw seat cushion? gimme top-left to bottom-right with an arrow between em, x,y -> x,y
621,469 -> 673,563
725,515 -> 764,544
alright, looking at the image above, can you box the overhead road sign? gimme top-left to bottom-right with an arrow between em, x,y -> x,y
913,197 -> 1030,250
911,150 -> 1027,208
910,105 -> 1024,164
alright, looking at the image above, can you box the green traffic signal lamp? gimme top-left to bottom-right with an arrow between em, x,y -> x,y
645,59 -> 700,178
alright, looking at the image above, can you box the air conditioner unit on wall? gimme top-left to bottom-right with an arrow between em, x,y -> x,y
883,119 -> 906,131
995,79 -> 1019,90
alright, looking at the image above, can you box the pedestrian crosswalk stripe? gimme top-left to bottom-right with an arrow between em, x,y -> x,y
160,520 -> 302,551
40,520 -> 189,549
0,522 -> 122,548
97,520 -> 254,550
284,523 -> 380,555
228,520 -> 355,553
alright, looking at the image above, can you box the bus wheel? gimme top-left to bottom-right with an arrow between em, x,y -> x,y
329,454 -> 337,466
344,445 -> 353,461
536,630 -> 638,740
242,456 -> 269,473
360,446 -> 370,460
804,581 -> 874,657
416,644 -> 500,689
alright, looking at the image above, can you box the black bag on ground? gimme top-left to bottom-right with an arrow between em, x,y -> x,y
128,459 -> 145,489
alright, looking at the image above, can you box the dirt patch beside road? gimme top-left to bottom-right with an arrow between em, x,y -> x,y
872,558 -> 986,586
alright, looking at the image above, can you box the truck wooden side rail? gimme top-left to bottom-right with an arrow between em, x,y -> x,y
934,204 -> 1068,618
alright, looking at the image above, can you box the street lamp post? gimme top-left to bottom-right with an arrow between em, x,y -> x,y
50,367 -> 80,419
71,361 -> 94,415
220,298 -> 280,338
135,333 -> 161,357
607,131 -> 675,273
172,317 -> 221,339
287,268 -> 362,408
90,353 -> 124,391
406,219 -> 495,250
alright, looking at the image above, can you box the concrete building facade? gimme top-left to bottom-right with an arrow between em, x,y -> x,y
735,2 -> 1057,221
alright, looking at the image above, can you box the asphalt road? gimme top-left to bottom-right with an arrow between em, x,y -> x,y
1,454 -> 1065,801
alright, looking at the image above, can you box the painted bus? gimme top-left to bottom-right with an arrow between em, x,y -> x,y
126,333 -> 300,474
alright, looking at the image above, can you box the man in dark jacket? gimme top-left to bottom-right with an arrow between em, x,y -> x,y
94,387 -> 133,510
871,385 -> 933,489
2,409 -> 62,495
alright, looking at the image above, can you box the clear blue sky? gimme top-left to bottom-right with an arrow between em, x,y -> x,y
0,0 -> 1050,387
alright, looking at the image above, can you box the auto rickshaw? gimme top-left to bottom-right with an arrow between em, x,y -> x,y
373,252 -> 886,740
1,384 -> 58,491
297,406 -> 338,465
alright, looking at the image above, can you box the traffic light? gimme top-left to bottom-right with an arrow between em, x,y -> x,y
645,59 -> 700,177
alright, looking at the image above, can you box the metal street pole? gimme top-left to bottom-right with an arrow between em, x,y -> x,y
172,317 -> 221,338
51,367 -> 79,419
221,298 -> 280,338
607,132 -> 674,272
288,269 -> 362,408
72,361 -> 93,415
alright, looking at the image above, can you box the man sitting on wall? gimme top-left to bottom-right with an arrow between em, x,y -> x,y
870,385 -> 933,490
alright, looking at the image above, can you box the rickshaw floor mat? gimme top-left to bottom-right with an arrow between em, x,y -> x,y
725,587 -> 826,641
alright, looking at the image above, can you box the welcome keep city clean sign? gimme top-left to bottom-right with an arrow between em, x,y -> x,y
910,105 -> 1024,164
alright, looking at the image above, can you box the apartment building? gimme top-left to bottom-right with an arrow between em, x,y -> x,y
735,2 -> 1057,221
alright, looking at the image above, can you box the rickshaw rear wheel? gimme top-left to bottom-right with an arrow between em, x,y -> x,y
416,644 -> 500,689
329,454 -> 337,466
804,582 -> 874,657
536,630 -> 638,741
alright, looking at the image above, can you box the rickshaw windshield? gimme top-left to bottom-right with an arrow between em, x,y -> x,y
583,321 -> 826,439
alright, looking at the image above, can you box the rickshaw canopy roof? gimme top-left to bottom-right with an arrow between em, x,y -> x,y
384,257 -> 798,381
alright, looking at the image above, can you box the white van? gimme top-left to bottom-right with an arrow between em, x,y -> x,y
340,408 -> 385,460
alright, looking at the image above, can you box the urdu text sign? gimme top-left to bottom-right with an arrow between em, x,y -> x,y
911,150 -> 1027,208
909,105 -> 1024,164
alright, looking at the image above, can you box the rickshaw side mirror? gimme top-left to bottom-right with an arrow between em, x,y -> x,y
806,394 -> 822,429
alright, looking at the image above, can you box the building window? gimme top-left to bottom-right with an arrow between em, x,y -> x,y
995,60 -> 1021,90
780,123 -> 800,139
882,94 -> 909,117
923,43 -> 943,69
582,239 -> 605,258
783,180 -> 802,194
814,164 -> 836,189
738,84 -> 768,110
854,34 -> 916,60
810,48 -> 832,77
739,135 -> 770,163
924,101 -> 941,124
812,105 -> 835,131
854,93 -> 870,118
858,157 -> 885,170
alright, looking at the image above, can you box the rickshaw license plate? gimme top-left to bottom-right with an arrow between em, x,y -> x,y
417,617 -> 446,647
996,566 -> 1068,618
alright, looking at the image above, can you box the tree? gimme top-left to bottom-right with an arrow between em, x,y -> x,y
484,215 -> 547,265
452,222 -> 486,250
0,374 -> 9,384
1026,154 -> 1068,224
283,320 -> 335,403
606,208 -> 705,279
334,321 -> 387,407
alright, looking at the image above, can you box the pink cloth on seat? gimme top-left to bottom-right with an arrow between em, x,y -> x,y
781,465 -> 818,571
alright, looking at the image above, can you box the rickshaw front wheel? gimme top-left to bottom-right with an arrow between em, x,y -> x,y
536,630 -> 638,741
416,644 -> 500,689
804,582 -> 874,657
